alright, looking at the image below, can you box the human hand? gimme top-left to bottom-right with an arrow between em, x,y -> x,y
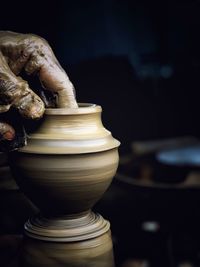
0,31 -> 78,143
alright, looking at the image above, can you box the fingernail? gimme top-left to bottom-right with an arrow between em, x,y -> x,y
3,131 -> 15,141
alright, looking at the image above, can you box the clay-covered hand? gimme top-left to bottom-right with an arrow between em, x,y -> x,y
0,31 -> 78,142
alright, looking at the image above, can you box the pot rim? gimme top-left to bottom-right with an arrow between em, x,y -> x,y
45,103 -> 102,115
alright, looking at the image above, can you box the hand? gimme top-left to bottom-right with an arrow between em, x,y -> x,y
0,31 -> 78,143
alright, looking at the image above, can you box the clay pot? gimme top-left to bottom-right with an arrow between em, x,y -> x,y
10,104 -> 120,217
9,104 -> 119,266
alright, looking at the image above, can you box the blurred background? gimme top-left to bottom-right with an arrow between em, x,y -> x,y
1,0 -> 200,266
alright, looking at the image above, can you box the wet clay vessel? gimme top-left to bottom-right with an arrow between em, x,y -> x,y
10,104 -> 120,267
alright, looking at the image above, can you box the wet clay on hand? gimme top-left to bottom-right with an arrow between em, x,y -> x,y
0,31 -> 78,143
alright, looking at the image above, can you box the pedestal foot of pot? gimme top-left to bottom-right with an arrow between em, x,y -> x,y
21,211 -> 115,267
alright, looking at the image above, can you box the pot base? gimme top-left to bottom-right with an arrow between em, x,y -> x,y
24,211 -> 110,242
22,212 -> 115,267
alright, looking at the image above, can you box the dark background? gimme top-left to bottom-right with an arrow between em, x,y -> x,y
1,0 -> 200,153
1,1 -> 200,266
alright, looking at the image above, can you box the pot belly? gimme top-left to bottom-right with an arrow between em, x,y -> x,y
10,148 -> 119,216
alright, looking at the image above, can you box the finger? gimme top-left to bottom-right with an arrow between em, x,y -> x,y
39,61 -> 78,108
0,34 -> 55,108
13,80 -> 45,119
0,51 -> 45,119
23,35 -> 78,108
0,122 -> 15,141
0,31 -> 30,75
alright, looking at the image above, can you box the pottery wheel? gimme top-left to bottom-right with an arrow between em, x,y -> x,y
24,212 -> 110,242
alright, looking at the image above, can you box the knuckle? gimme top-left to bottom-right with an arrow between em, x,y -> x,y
25,59 -> 41,74
27,34 -> 49,49
25,34 -> 51,59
